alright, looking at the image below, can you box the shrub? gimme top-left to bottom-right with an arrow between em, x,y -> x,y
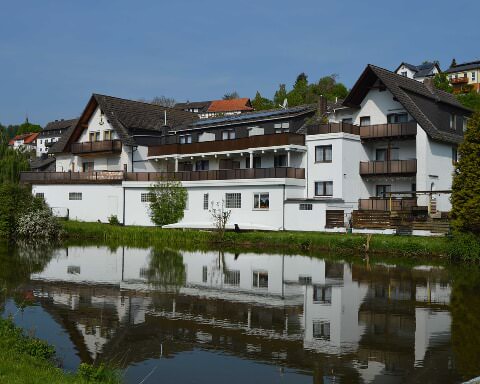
78,363 -> 120,384
0,183 -> 37,238
108,215 -> 120,225
16,203 -> 62,240
149,179 -> 187,227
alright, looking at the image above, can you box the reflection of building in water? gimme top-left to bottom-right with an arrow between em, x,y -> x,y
30,247 -> 456,383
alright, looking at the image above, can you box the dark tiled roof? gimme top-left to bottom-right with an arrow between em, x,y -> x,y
396,62 -> 438,78
30,156 -> 55,170
174,101 -> 211,113
344,64 -> 471,144
42,118 -> 78,133
445,60 -> 480,73
49,124 -> 76,153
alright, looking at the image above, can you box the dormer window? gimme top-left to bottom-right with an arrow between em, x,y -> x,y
222,130 -> 235,140
179,134 -> 192,144
401,71 -> 407,77
450,114 -> 456,130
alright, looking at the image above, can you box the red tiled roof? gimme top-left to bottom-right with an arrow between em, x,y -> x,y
206,98 -> 253,113
8,132 -> 39,145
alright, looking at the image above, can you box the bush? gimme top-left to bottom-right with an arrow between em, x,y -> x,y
78,363 -> 120,384
0,183 -> 37,238
149,179 -> 187,227
447,233 -> 480,263
108,215 -> 120,225
16,203 -> 62,240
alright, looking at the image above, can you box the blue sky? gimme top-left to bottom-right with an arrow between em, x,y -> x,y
0,0 -> 478,126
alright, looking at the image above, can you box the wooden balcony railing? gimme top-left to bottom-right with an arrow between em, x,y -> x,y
451,77 -> 469,84
358,198 -> 417,211
71,140 -> 122,155
306,122 -> 360,136
20,171 -> 125,184
20,167 -> 306,184
125,167 -> 305,182
359,159 -> 417,176
148,133 -> 305,157
360,122 -> 417,140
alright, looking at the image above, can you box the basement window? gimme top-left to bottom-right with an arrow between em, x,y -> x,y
141,193 -> 154,202
225,193 -> 241,208
69,192 -> 82,201
299,203 -> 313,211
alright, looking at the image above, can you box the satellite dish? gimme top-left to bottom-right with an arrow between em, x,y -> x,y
278,98 -> 288,109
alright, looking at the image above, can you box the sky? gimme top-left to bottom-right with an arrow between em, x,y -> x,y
0,0 -> 478,126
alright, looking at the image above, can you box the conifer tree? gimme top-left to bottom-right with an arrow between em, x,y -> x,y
451,112 -> 480,234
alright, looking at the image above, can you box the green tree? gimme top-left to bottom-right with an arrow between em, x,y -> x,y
145,247 -> 185,291
451,112 -> 480,234
16,120 -> 42,135
310,75 -> 349,102
287,72 -> 309,106
273,84 -> 288,107
433,73 -> 453,93
148,179 -> 188,226
223,91 -> 239,100
0,133 -> 30,184
457,91 -> 480,112
251,91 -> 274,111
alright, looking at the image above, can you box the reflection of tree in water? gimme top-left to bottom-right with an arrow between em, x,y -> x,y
450,266 -> 480,380
0,240 -> 55,310
146,248 -> 186,292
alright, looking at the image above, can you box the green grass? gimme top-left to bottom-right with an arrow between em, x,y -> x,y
60,220 -> 478,261
0,317 -> 120,384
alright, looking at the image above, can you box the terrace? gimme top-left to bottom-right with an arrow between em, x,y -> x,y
71,140 -> 122,156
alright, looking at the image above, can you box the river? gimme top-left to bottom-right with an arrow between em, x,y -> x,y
0,242 -> 479,383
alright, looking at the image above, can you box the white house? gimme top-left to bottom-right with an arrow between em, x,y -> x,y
22,65 -> 471,233
395,61 -> 440,82
36,118 -> 78,157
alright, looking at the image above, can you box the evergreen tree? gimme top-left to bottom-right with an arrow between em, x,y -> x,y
451,112 -> 480,234
251,91 -> 274,111
287,72 -> 309,106
273,84 -> 287,107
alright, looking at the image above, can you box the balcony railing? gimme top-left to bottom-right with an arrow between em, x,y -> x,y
451,77 -> 469,84
20,171 -> 125,184
125,167 -> 305,182
306,122 -> 360,136
360,122 -> 417,140
20,167 -> 306,184
148,133 -> 305,157
359,159 -> 417,176
71,140 -> 122,155
358,198 -> 417,211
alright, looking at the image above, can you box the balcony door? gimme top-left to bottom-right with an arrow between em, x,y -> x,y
83,162 -> 94,172
376,185 -> 391,198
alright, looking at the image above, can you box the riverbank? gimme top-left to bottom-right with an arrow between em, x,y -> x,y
0,317 -> 119,384
61,221 -> 480,261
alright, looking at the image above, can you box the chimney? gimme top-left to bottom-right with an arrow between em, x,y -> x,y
423,77 -> 435,93
318,95 -> 327,116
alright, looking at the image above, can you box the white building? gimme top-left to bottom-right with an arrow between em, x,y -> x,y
36,118 -> 78,157
394,62 -> 440,82
22,65 -> 471,233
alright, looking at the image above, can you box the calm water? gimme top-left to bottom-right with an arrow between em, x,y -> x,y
1,243 -> 479,384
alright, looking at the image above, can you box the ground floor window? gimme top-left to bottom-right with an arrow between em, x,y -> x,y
253,192 -> 269,210
203,193 -> 209,210
315,181 -> 333,196
141,193 -> 154,202
299,203 -> 313,210
69,192 -> 82,201
253,271 -> 268,288
202,266 -> 208,283
224,270 -> 240,286
225,193 -> 241,208
313,321 -> 331,340
313,285 -> 332,304
35,192 -> 45,199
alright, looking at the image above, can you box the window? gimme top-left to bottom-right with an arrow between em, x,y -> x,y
452,147 -> 458,165
225,193 -> 241,208
203,193 -> 209,210
224,270 -> 240,286
141,193 -> 154,202
376,185 -> 391,198
104,130 -> 113,140
376,148 -> 387,161
450,114 -> 456,130
313,285 -> 332,303
179,134 -> 192,144
313,321 -> 330,340
253,271 -> 268,288
472,72 -> 476,81
253,193 -> 269,210
222,130 -> 235,140
274,122 -> 290,134
315,145 -> 332,163
35,192 -> 45,199
360,116 -> 371,126
299,203 -> 313,210
315,181 -> 333,197
202,266 -> 208,283
299,276 -> 312,284
195,160 -> 209,171
69,192 -> 82,201
274,154 -> 287,167
401,71 -> 407,77
89,132 -> 100,142
387,113 -> 408,123
67,266 -> 81,275
246,156 -> 261,169
82,162 -> 94,172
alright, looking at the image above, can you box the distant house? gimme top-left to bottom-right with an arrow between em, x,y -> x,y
444,59 -> 480,94
175,98 -> 253,119
395,62 -> 440,82
36,118 -> 78,157
8,132 -> 39,152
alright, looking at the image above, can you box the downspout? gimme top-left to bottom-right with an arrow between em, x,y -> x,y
122,185 -> 126,225
282,184 -> 286,231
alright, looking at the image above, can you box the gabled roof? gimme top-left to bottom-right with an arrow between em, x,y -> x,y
8,132 -> 39,146
52,94 -> 198,153
344,64 -> 471,144
174,101 -> 211,113
206,98 -> 253,113
445,59 -> 480,73
42,118 -> 79,133
395,62 -> 440,78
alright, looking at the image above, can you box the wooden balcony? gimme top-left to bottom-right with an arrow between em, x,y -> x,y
358,198 -> 417,211
20,171 -> 124,184
306,122 -> 360,136
360,122 -> 417,140
451,76 -> 469,84
125,167 -> 305,182
20,167 -> 305,184
148,133 -> 305,157
359,159 -> 417,176
71,140 -> 122,155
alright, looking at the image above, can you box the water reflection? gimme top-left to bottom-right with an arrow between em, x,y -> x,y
1,244 -> 479,383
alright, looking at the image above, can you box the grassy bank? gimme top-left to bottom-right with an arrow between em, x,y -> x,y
61,221 -> 480,261
0,317 -> 119,384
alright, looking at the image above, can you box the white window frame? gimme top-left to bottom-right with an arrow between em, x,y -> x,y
299,203 -> 313,211
314,181 -> 333,197
225,193 -> 241,208
141,193 -> 154,203
315,145 -> 332,163
252,270 -> 268,288
253,192 -> 269,210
